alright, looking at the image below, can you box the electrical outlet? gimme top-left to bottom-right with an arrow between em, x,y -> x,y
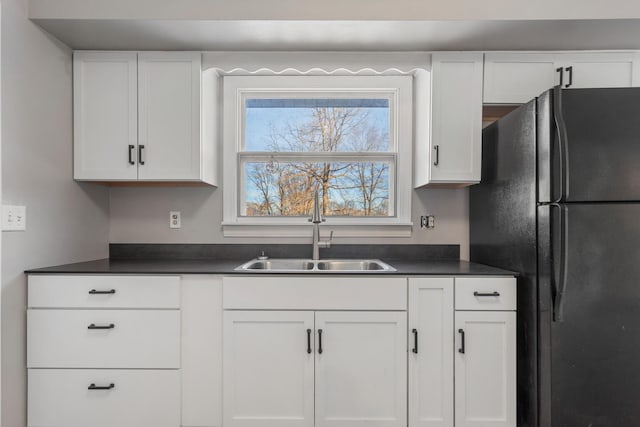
3,205 -> 27,231
420,215 -> 435,230
169,211 -> 181,229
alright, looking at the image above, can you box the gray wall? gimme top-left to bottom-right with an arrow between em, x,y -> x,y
109,186 -> 470,259
1,1 -> 110,425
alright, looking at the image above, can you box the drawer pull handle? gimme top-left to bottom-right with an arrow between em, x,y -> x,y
88,383 -> 115,390
88,323 -> 115,330
307,329 -> 312,354
473,291 -> 500,297
88,289 -> 116,295
318,329 -> 323,354
458,329 -> 466,354
412,329 -> 418,354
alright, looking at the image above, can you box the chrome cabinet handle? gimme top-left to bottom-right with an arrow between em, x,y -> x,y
433,145 -> 440,166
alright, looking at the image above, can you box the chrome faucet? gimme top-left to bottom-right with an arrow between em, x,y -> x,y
309,190 -> 333,260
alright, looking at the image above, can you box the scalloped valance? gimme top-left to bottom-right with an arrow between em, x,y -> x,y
202,51 -> 431,75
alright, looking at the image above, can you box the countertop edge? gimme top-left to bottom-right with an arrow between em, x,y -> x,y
25,258 -> 518,276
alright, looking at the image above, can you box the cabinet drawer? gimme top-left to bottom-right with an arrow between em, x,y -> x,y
28,310 -> 180,368
455,277 -> 516,311
28,275 -> 180,309
28,369 -> 180,427
223,276 -> 407,310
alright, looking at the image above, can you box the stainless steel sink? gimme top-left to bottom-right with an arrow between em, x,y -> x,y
235,259 -> 396,272
237,259 -> 315,271
316,260 -> 394,271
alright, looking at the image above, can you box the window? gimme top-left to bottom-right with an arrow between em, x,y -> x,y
223,75 -> 413,237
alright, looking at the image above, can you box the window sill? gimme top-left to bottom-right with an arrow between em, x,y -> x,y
222,221 -> 413,238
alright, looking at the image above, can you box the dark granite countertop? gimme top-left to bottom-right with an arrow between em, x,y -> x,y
25,258 -> 516,276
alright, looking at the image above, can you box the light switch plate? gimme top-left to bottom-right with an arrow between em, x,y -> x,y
3,205 -> 27,231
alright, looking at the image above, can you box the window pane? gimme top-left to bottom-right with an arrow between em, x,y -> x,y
244,98 -> 390,152
243,161 -> 391,217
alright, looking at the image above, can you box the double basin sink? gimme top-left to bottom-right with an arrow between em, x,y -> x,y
235,258 -> 396,272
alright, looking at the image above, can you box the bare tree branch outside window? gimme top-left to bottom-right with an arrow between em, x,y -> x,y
243,98 -> 392,217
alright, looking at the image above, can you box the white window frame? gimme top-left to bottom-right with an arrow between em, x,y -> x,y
222,75 -> 413,237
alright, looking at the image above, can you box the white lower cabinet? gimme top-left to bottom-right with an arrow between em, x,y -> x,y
454,311 -> 516,427
315,311 -> 407,427
28,369 -> 180,427
27,309 -> 180,369
27,274 -> 517,427
408,278 -> 454,427
223,311 -> 315,427
27,275 -> 183,427
181,276 -> 224,427
223,310 -> 407,427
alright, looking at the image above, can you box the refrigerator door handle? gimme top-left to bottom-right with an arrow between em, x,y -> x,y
553,85 -> 570,202
551,203 -> 569,322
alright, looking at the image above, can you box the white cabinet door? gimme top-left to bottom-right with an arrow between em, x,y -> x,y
181,276 -> 223,427
315,311 -> 407,427
484,52 -> 640,105
483,53 -> 556,104
223,311 -> 315,427
408,278 -> 454,427
73,52 -> 138,180
555,52 -> 640,89
426,52 -> 483,186
455,311 -> 516,427
138,52 -> 202,181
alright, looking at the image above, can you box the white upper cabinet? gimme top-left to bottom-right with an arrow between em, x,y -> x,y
73,52 -> 138,180
74,51 -> 216,184
416,52 -> 483,188
138,52 -> 202,181
483,53 -> 556,104
554,52 -> 640,89
484,51 -> 640,104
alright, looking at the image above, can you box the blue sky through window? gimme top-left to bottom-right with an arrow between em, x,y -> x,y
245,98 -> 390,152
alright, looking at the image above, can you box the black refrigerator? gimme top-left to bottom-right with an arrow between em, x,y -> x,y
470,86 -> 640,427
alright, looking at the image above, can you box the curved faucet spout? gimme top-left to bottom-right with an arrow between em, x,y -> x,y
309,190 -> 331,260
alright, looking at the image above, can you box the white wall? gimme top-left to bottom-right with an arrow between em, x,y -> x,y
1,0 -> 110,425
109,187 -> 470,259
